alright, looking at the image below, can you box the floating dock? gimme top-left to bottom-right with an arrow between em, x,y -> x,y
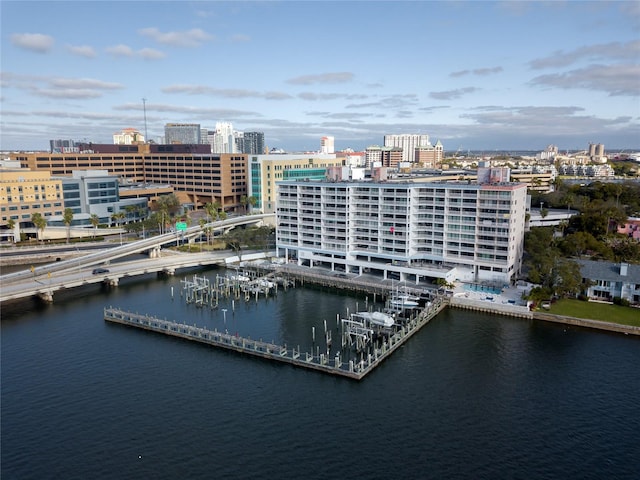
104,298 -> 447,381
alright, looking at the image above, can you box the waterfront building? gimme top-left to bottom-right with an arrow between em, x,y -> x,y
11,144 -> 249,212
559,164 -> 614,177
276,175 -> 528,285
164,123 -> 201,145
384,134 -> 431,163
113,128 -> 144,145
578,260 -> 640,305
249,153 -> 344,213
0,169 -> 64,227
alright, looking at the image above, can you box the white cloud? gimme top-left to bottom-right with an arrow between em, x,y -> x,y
106,44 -> 134,57
430,87 -> 480,100
162,84 -> 291,100
48,78 -> 124,90
530,64 -> 640,96
11,33 -> 54,53
66,45 -> 97,58
287,72 -> 354,85
105,44 -> 165,60
529,40 -> 640,69
138,27 -> 214,47
138,48 -> 166,60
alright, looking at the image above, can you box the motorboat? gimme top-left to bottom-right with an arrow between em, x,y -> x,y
389,295 -> 419,308
352,311 -> 395,328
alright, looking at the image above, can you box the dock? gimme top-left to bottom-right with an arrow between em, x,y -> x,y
104,298 -> 447,381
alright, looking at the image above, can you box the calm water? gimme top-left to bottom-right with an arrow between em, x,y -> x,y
2,267 -> 639,480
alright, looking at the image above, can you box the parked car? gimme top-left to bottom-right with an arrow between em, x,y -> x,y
92,268 -> 109,275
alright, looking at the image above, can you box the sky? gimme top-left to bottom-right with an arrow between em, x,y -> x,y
1,0 -> 639,153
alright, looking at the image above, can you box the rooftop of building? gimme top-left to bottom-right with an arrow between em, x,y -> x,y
576,259 -> 640,283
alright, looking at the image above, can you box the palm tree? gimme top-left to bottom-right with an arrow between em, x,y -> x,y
31,212 -> 47,243
111,212 -> 125,227
123,205 -> 137,224
63,208 -> 74,244
6,218 -> 16,243
242,195 -> 258,214
90,214 -> 100,239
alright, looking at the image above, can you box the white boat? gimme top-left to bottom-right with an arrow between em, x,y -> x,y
389,295 -> 419,308
352,311 -> 395,328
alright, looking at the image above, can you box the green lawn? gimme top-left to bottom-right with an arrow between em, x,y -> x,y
548,299 -> 640,327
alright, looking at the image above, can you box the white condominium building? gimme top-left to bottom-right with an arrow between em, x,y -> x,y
276,179 -> 528,286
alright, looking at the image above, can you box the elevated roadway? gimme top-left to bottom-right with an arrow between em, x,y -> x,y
0,213 -> 273,284
0,213 -> 274,304
0,249 -> 274,304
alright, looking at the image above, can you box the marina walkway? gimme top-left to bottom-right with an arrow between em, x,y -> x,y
104,298 -> 447,381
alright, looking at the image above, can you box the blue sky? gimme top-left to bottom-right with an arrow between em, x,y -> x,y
1,0 -> 639,153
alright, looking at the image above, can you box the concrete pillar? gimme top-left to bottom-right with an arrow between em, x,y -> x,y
37,291 -> 54,303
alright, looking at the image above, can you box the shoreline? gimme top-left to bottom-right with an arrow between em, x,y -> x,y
271,266 -> 640,338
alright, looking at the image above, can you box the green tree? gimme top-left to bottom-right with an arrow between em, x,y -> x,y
63,208 -> 74,244
90,214 -> 100,239
31,212 -> 47,243
6,218 -> 16,243
240,195 -> 258,215
550,259 -> 583,297
111,212 -> 125,227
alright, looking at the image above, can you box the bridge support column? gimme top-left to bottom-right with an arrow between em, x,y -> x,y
161,268 -> 175,277
149,247 -> 161,258
37,291 -> 54,303
107,278 -> 119,287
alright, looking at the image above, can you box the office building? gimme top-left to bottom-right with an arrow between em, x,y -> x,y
0,169 -> 64,227
12,144 -> 248,212
276,176 -> 528,285
51,170 -> 147,227
249,153 -> 344,213
164,123 -> 201,145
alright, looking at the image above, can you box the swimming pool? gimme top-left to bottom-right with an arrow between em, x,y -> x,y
464,283 -> 502,295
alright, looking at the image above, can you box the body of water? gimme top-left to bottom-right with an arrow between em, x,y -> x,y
2,266 -> 639,479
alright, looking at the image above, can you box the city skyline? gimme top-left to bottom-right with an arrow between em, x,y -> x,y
1,1 -> 639,152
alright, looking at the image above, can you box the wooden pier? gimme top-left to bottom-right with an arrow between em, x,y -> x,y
104,298 -> 447,381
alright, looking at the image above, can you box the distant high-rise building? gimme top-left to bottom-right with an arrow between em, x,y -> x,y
234,131 -> 244,154
50,139 -> 79,153
320,136 -> 335,154
212,122 -> 234,153
113,128 -> 144,145
164,123 -> 201,144
384,134 -> 430,163
365,145 -> 402,168
588,142 -> 606,162
415,140 -> 444,168
243,132 -> 265,154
